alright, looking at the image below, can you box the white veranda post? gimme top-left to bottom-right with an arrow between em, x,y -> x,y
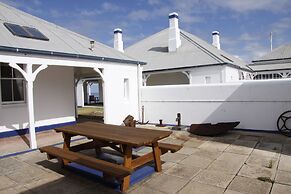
9,63 -> 48,149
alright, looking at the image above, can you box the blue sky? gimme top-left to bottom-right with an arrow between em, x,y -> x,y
1,0 -> 291,62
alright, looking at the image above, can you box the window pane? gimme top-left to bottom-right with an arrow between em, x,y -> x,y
12,65 -> 24,78
1,64 -> 12,78
13,80 -> 24,101
1,80 -> 12,101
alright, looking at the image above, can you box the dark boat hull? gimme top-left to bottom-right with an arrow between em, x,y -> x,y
188,121 -> 240,136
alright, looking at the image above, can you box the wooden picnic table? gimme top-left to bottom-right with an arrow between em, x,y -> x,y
53,122 -> 173,192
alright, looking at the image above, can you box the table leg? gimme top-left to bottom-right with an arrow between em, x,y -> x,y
152,142 -> 162,172
120,145 -> 132,192
62,132 -> 71,166
93,139 -> 102,156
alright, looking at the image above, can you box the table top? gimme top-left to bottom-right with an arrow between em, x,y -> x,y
55,122 -> 172,147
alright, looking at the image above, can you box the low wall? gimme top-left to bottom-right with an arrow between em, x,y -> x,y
141,79 -> 291,131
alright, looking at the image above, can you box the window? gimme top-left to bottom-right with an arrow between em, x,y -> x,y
4,22 -> 49,41
205,76 -> 211,84
0,63 -> 25,104
124,78 -> 129,100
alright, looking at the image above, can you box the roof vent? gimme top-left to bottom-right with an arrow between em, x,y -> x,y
90,40 -> 95,50
114,28 -> 124,52
168,12 -> 181,52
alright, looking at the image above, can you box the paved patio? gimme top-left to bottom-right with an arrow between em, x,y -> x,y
1,126 -> 291,194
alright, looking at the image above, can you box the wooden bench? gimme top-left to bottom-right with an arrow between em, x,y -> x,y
158,143 -> 182,153
39,146 -> 133,180
145,142 -> 182,154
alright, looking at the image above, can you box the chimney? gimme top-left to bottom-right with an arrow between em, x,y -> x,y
212,31 -> 220,50
168,12 -> 181,52
114,28 -> 124,52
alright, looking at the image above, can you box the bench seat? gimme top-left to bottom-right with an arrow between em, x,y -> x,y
39,146 -> 133,180
145,142 -> 182,154
158,142 -> 182,153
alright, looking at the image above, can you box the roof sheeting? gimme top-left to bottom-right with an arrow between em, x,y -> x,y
249,44 -> 291,71
125,28 -> 249,72
0,2 -> 143,65
254,44 -> 291,62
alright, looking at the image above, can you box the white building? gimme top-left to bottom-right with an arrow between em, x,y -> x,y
0,3 -> 145,148
125,13 -> 252,86
248,44 -> 291,80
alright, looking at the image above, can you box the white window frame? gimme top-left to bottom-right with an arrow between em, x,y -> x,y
0,63 -> 26,105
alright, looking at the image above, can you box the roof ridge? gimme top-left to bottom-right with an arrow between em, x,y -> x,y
180,31 -> 224,63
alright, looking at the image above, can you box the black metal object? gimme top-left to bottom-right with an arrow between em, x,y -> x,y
277,110 -> 291,137
172,113 -> 183,130
156,119 -> 166,127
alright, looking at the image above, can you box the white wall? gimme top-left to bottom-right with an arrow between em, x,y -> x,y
0,66 -> 76,133
103,64 -> 139,125
76,81 -> 84,107
224,66 -> 240,82
189,66 -> 222,84
141,79 -> 291,131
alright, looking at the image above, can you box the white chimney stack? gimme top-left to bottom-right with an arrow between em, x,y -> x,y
114,28 -> 124,52
212,31 -> 220,50
168,12 -> 181,52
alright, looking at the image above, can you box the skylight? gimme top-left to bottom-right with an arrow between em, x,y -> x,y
4,22 -> 49,41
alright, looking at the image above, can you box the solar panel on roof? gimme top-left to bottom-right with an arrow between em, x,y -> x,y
23,26 -> 49,41
4,22 -> 49,41
4,23 -> 30,37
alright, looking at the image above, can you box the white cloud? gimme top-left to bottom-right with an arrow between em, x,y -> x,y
206,0 -> 291,13
101,2 -> 120,12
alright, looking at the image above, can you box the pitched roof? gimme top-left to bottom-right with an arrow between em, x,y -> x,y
125,28 -> 249,72
0,2 -> 144,65
249,44 -> 291,71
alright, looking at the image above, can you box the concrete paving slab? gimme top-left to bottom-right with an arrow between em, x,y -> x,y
228,176 -> 272,194
282,144 -> 291,155
224,189 -> 244,194
208,152 -> 248,174
256,142 -> 282,153
271,183 -> 291,194
198,139 -> 233,152
164,163 -> 201,179
176,147 -> 198,155
278,155 -> 291,172
144,173 -> 188,194
225,140 -> 257,155
238,135 -> 262,141
0,185 -> 34,194
246,155 -> 279,169
0,175 -> 16,191
129,185 -> 166,194
161,153 -> 188,163
275,170 -> 291,185
160,138 -> 185,145
178,181 -> 224,194
183,139 -> 206,148
179,154 -> 216,169
193,169 -> 235,188
238,164 -> 276,180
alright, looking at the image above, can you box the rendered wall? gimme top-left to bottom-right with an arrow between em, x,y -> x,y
103,64 -> 139,125
141,79 -> 291,131
0,66 -> 75,133
189,66 -> 223,84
